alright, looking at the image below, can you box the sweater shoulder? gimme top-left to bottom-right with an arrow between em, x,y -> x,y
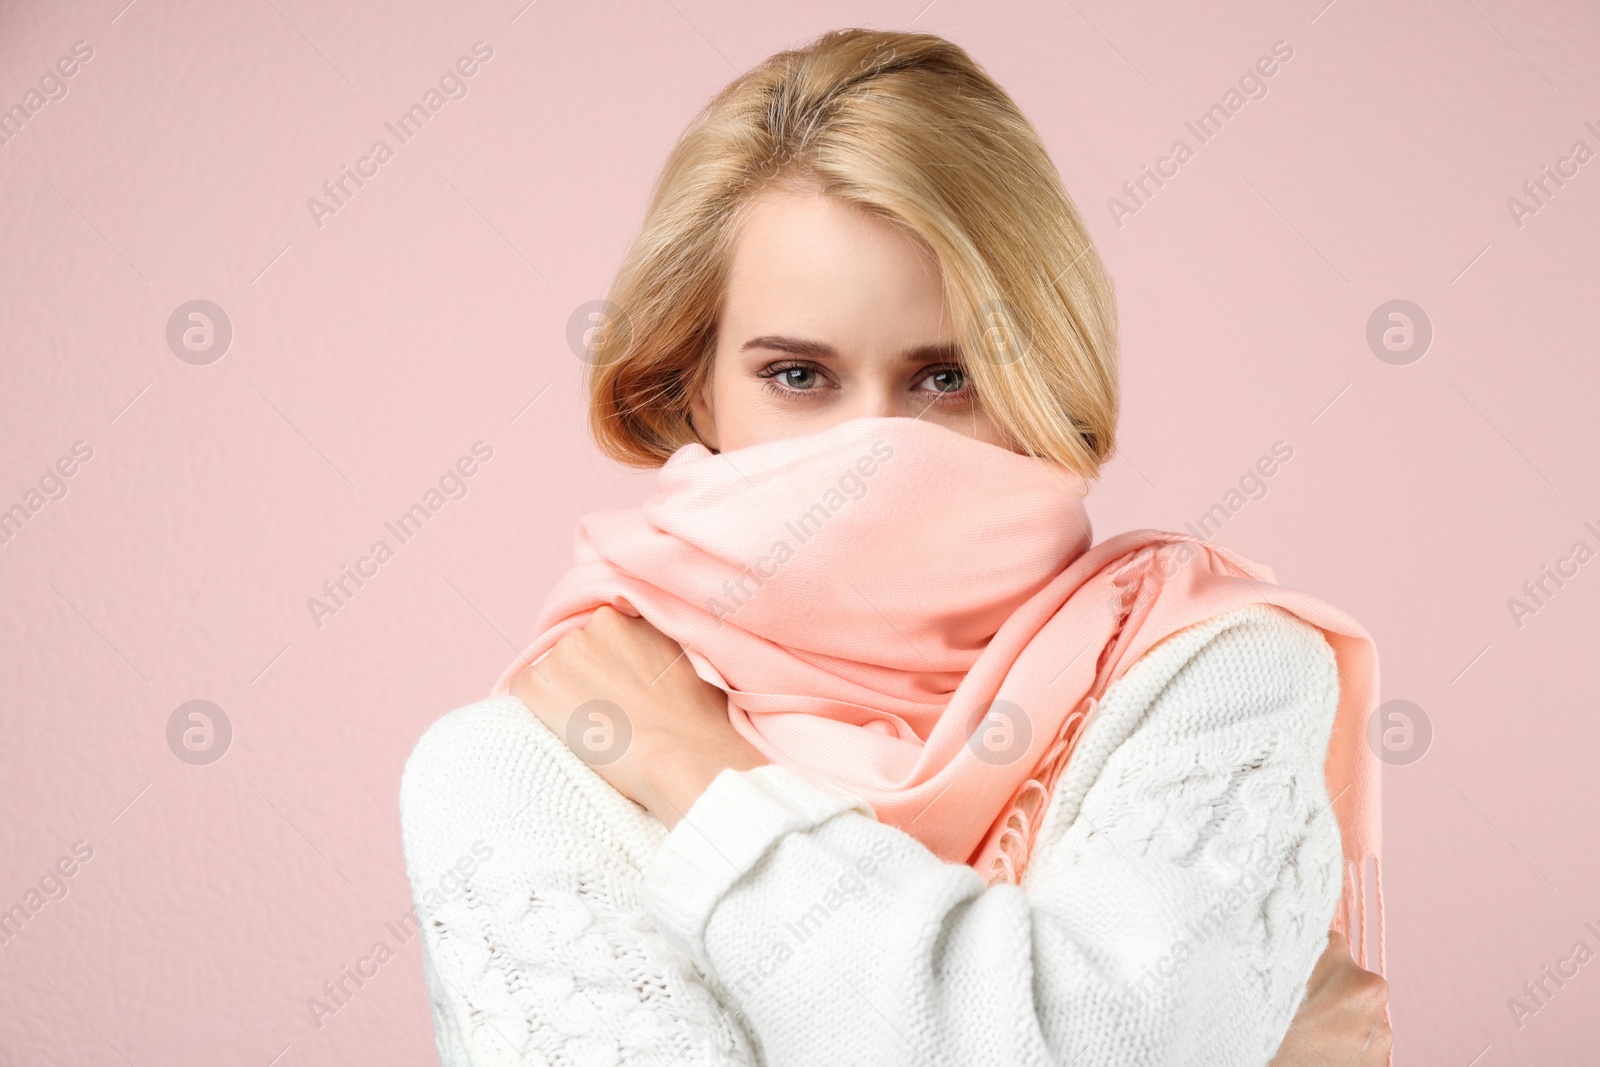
398,694 -> 537,843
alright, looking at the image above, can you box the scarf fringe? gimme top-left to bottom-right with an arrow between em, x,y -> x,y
1336,852 -> 1387,980
1373,852 -> 1392,1061
980,694 -> 1097,889
1335,851 -> 1391,1064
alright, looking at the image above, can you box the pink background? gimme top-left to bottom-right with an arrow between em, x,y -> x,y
2,0 -> 1597,1063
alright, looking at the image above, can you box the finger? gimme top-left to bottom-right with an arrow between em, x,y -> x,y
1365,1022 -> 1394,1065
1306,931 -> 1348,984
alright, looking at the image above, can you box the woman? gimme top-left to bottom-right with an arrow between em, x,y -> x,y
400,27 -> 1392,1066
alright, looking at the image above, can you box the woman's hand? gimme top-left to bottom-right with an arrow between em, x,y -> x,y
509,605 -> 769,828
1269,930 -> 1393,1066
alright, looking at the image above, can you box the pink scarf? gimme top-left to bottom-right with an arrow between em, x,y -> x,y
490,415 -> 1385,977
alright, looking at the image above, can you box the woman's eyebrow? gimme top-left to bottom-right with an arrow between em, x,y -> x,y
740,335 -> 962,362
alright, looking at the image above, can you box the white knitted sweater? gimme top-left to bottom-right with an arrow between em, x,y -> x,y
399,602 -> 1345,1066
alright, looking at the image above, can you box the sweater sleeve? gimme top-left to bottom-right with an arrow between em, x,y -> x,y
639,603 -> 1347,1067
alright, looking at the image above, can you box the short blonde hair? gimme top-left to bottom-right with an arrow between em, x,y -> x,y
585,27 -> 1119,482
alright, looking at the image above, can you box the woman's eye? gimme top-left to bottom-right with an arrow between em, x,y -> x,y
925,367 -> 965,392
779,365 -> 818,389
757,363 -> 826,400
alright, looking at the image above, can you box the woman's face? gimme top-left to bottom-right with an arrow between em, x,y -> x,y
689,186 -> 1016,454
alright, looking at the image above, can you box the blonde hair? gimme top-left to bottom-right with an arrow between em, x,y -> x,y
585,27 -> 1119,482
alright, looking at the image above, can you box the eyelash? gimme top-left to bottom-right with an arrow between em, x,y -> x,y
756,361 -> 974,405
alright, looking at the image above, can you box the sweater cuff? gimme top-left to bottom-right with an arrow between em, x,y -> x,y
640,763 -> 875,976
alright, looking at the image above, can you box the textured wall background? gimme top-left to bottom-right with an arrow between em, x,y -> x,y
2,0 -> 1597,1063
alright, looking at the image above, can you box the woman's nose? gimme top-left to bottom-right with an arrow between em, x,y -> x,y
852,386 -> 900,420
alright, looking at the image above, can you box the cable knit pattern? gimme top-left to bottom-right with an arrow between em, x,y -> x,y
399,602 -> 1345,1066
